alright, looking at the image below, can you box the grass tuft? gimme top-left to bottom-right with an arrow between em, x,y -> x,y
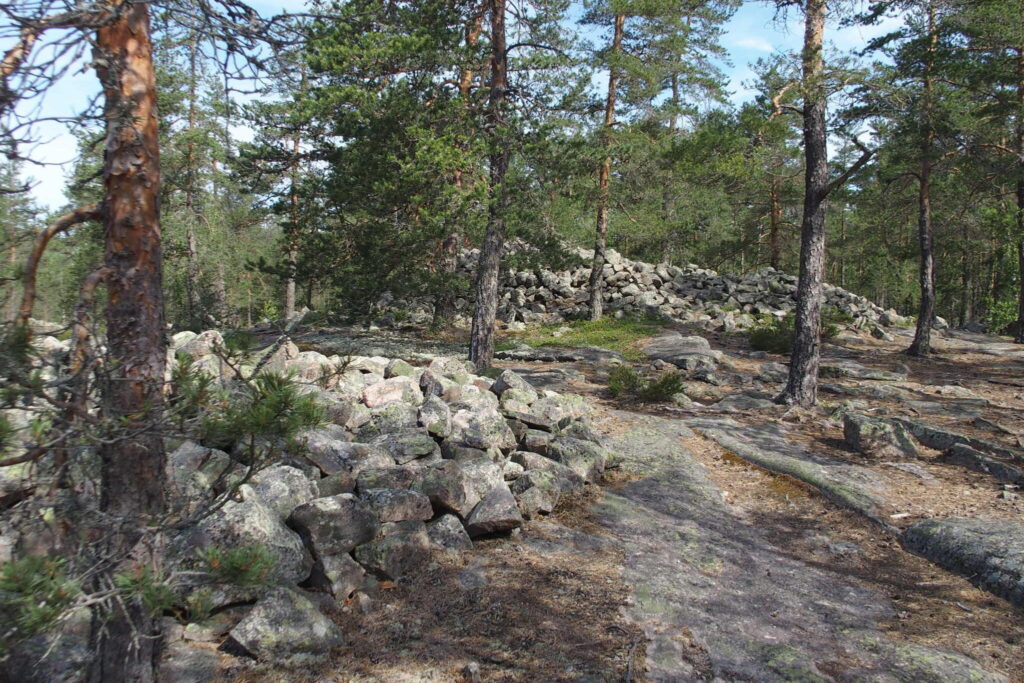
501,316 -> 666,360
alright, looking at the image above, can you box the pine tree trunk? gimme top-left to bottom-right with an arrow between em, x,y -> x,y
469,0 -> 508,369
88,3 -> 166,680
908,3 -> 937,356
778,0 -> 828,407
1014,46 -> 1024,343
588,13 -> 624,321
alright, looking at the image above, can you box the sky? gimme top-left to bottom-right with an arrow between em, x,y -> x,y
12,0 -> 901,212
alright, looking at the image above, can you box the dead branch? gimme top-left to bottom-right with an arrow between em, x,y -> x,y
826,137 -> 875,197
16,202 -> 100,329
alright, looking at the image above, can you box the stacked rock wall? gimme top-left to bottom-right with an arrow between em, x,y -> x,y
390,248 -> 910,333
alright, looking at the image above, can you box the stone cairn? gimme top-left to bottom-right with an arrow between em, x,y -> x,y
384,247 -> 911,333
0,329 -> 615,677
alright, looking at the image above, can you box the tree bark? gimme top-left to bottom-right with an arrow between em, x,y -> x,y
777,0 -> 829,407
588,13 -> 624,321
469,0 -> 508,370
908,2 -> 938,356
88,3 -> 166,680
1014,45 -> 1024,343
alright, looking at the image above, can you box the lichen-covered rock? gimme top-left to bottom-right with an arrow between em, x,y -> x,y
227,587 -> 343,662
360,488 -> 433,522
171,485 -> 313,600
166,440 -> 235,509
546,437 -> 609,483
459,457 -> 505,502
427,357 -> 474,384
419,369 -> 457,398
321,553 -> 366,600
427,514 -> 473,550
416,460 -> 479,517
464,483 -> 523,537
177,329 -> 223,359
510,469 -> 562,518
902,518 -> 1024,608
418,394 -> 452,438
843,412 -> 918,459
510,451 -> 586,494
368,430 -> 440,464
299,428 -> 394,476
490,370 -> 537,401
250,464 -> 319,518
353,521 -> 431,579
385,358 -> 417,378
160,641 -> 222,683
356,465 -> 424,493
363,375 -> 424,408
289,494 -> 379,556
449,407 -> 517,451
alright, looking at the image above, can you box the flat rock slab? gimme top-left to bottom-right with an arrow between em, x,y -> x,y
688,417 -> 892,526
902,518 -> 1024,608
591,411 -> 1003,682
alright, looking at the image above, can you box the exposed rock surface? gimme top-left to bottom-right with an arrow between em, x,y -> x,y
902,518 -> 1024,608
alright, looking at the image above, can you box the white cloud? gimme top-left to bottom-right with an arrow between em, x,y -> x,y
733,36 -> 774,53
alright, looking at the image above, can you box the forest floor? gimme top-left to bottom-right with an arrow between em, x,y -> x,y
281,321 -> 1024,682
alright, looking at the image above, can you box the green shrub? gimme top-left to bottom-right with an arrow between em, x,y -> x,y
607,364 -> 682,403
748,312 -> 840,355
607,364 -> 642,397
636,372 -> 684,402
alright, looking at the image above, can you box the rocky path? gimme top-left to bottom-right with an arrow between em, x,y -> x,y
587,408 -> 1009,682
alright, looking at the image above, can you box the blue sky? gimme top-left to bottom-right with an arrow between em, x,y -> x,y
15,0 -> 900,211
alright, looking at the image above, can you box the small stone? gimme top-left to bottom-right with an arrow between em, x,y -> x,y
227,587 -> 343,662
321,553 -> 365,600
360,488 -> 433,522
427,514 -> 474,551
353,522 -> 431,580
289,494 -> 379,556
465,483 -> 523,537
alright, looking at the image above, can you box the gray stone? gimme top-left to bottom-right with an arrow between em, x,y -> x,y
510,469 -> 561,518
353,521 -> 431,579
521,429 -> 551,454
289,494 -> 379,556
465,483 -> 523,537
321,553 -> 366,599
177,485 -> 313,590
427,513 -> 474,550
449,406 -> 517,450
416,460 -> 480,517
490,369 -> 537,401
160,642 -> 221,683
902,518 -> 1024,608
843,412 -> 918,459
250,464 -> 319,518
713,393 -> 777,412
369,430 -> 440,464
356,465 -> 424,493
299,428 -> 394,476
360,488 -> 433,522
938,444 -> 1024,484
459,457 -> 505,502
227,587 -> 343,661
510,451 -> 585,494
418,394 -> 452,438
385,358 -> 417,378
546,436 -> 609,483
363,375 -> 424,408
